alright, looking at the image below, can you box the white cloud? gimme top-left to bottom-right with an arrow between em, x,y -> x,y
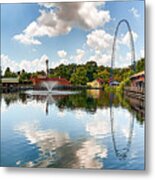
1,53 -> 73,74
115,51 -> 135,68
57,50 -> 67,58
1,54 -> 19,73
85,29 -> 114,66
74,49 -> 85,63
86,29 -> 113,51
1,54 -> 48,73
39,2 -> 110,30
14,33 -> 41,45
130,7 -> 140,18
86,29 -> 138,67
68,49 -> 86,64
51,58 -> 70,68
140,48 -> 144,58
120,31 -> 138,47
14,2 -> 111,45
88,53 -> 111,66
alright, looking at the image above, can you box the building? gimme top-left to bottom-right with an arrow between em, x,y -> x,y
1,78 -> 19,91
87,78 -> 104,89
124,71 -> 145,101
109,80 -> 120,86
30,59 -> 71,89
130,71 -> 145,91
31,76 -> 71,88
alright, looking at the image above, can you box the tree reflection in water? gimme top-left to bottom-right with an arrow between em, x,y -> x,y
1,90 -> 144,123
1,90 -> 144,168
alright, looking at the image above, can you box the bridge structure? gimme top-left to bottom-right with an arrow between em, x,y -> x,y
110,19 -> 136,82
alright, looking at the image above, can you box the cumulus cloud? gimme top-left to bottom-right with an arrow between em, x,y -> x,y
75,49 -> 85,63
51,58 -> 70,67
140,48 -> 144,58
120,31 -> 138,47
1,52 -> 84,74
1,54 -> 48,73
88,53 -> 111,66
86,28 -> 139,67
14,33 -> 41,45
1,54 -> 20,73
69,49 -> 86,64
115,52 -> 134,68
39,2 -> 110,30
57,50 -> 67,58
86,29 -> 113,51
14,2 -> 111,45
85,29 -> 114,66
129,7 -> 140,18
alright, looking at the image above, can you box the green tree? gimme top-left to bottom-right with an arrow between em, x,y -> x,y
19,69 -> 31,83
85,61 -> 97,82
4,67 -> 17,78
70,67 -> 88,85
49,64 -> 77,80
94,69 -> 110,84
136,58 -> 145,72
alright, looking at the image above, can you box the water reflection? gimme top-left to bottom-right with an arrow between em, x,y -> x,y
1,90 -> 144,124
15,121 -> 108,168
110,107 -> 134,160
75,139 -> 107,169
1,90 -> 144,169
15,122 -> 70,167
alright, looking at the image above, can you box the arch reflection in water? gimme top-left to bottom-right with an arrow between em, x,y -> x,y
1,91 -> 144,169
110,107 -> 134,160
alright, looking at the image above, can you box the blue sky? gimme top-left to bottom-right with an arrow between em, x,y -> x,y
1,1 -> 145,73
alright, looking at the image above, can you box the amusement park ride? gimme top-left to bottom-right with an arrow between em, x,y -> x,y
110,19 -> 136,83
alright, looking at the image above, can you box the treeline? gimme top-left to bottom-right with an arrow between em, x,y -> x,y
2,91 -> 144,124
2,58 -> 144,85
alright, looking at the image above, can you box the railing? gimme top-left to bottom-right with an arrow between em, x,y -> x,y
124,86 -> 144,94
124,86 -> 145,101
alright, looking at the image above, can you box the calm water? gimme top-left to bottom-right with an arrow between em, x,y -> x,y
0,90 -> 145,170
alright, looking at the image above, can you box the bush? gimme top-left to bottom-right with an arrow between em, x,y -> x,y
116,78 -> 131,92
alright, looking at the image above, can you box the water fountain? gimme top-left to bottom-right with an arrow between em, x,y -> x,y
41,81 -> 58,93
24,59 -> 80,96
25,80 -> 79,96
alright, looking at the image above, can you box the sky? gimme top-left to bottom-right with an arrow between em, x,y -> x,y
0,0 -> 145,73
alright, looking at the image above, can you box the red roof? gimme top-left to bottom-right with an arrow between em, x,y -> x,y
31,77 -> 70,86
96,78 -> 104,84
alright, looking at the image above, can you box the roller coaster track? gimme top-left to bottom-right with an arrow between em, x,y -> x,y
110,19 -> 136,80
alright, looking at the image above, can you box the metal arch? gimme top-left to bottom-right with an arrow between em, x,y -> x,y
111,19 -> 136,79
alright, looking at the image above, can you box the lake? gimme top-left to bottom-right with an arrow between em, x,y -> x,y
0,90 -> 145,170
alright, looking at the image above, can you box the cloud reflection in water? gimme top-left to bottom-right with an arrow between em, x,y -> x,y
15,121 -> 108,168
